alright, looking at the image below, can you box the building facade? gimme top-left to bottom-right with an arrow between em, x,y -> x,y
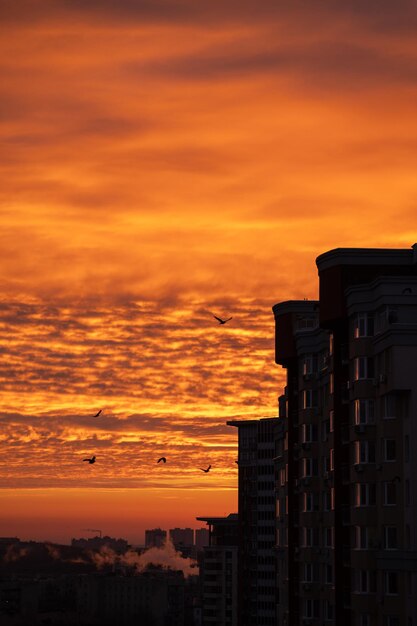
272,244 -> 417,626
228,418 -> 277,626
196,514 -> 239,626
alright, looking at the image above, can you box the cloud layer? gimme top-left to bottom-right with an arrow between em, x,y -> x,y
1,0 -> 416,541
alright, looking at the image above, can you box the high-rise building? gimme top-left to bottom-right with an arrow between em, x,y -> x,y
196,514 -> 239,626
145,528 -> 167,549
227,418 -> 277,626
272,244 -> 417,626
169,528 -> 194,555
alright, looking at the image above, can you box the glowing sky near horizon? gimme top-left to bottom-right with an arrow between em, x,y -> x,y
1,0 -> 417,543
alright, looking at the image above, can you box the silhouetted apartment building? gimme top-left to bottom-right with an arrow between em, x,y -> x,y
228,418 -> 277,626
272,244 -> 417,626
196,514 -> 238,626
145,528 -> 167,549
170,528 -> 195,556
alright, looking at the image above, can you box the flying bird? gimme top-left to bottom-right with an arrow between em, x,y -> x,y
157,457 -> 167,464
93,410 -> 102,417
200,465 -> 211,473
83,456 -> 96,464
213,315 -> 232,325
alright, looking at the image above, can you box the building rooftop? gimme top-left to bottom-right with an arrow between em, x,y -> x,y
196,514 -> 238,526
227,417 -> 278,428
316,244 -> 417,272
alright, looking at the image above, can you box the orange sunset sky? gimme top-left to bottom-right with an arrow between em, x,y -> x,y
1,0 -> 417,545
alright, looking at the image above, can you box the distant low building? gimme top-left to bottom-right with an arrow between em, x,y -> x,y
71,535 -> 129,553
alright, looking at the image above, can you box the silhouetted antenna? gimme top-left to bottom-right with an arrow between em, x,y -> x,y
82,528 -> 103,538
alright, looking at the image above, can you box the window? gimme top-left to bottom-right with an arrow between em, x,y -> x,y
358,616 -> 370,626
355,440 -> 375,464
355,483 -> 376,506
303,598 -> 319,619
384,439 -> 396,462
323,491 -> 331,511
354,399 -> 375,425
325,563 -> 333,584
303,493 -> 314,512
330,373 -> 334,394
322,419 -> 331,441
385,572 -> 399,595
302,458 -> 318,477
303,389 -> 318,409
324,600 -> 334,620
303,355 -> 313,376
330,487 -> 335,510
303,527 -> 319,547
382,394 -> 396,419
354,356 -> 374,380
356,570 -> 376,594
355,526 -> 368,550
354,313 -> 374,338
386,618 -> 400,626
330,448 -> 335,470
324,527 -> 334,548
302,423 -> 318,443
303,563 -> 314,582
384,482 -> 397,506
384,526 -> 398,550
329,410 -> 334,432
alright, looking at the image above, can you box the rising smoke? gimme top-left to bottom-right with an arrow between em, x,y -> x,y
89,537 -> 198,577
2,537 -> 199,577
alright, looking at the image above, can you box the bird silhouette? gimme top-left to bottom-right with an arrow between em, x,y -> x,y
93,410 -> 102,417
213,315 -> 232,325
157,457 -> 167,464
235,460 -> 239,465
200,465 -> 211,473
83,456 -> 96,464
